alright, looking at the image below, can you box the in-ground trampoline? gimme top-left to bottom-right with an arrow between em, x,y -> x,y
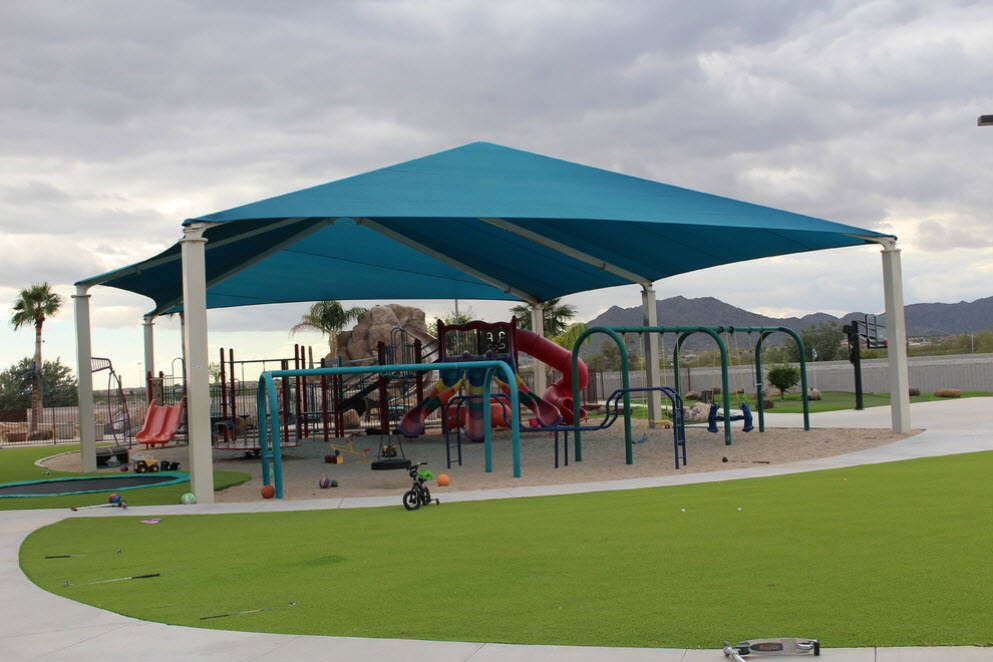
0,473 -> 188,498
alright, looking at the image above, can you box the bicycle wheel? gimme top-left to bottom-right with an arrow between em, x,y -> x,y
420,486 -> 432,507
402,490 -> 421,511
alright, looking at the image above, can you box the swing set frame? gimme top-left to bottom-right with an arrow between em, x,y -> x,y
569,326 -> 810,463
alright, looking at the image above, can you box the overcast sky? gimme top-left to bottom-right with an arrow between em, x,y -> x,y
2,0 -> 991,386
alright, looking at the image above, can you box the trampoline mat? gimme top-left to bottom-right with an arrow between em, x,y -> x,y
0,473 -> 187,497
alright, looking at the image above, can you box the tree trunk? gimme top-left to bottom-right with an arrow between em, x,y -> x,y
30,320 -> 43,433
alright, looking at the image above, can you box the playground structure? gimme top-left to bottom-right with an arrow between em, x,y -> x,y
91,357 -> 133,445
207,335 -> 434,455
135,399 -> 187,448
206,317 -> 594,460
257,359 -> 524,498
398,319 -> 586,441
145,357 -> 187,405
568,325 -> 810,465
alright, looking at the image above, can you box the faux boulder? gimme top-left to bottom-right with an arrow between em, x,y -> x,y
684,402 -> 711,422
808,388 -> 822,401
333,304 -> 431,364
934,388 -> 962,398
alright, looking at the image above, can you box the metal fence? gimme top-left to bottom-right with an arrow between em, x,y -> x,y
581,352 -> 993,401
0,391 -> 149,447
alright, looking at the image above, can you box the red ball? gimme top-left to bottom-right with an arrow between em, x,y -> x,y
260,484 -> 276,499
109,493 -> 121,504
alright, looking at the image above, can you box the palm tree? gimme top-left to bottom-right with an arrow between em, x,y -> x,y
291,300 -> 367,357
510,298 -> 577,337
10,283 -> 63,434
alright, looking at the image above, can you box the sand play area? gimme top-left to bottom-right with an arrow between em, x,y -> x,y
42,421 -> 915,503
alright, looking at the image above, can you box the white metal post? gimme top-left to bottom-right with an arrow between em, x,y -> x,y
642,284 -> 662,428
180,223 -> 214,502
73,285 -> 97,471
881,240 -> 911,433
530,303 -> 547,395
142,316 -> 155,395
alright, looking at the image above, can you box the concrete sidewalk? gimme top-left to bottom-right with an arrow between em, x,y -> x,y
2,399 -> 991,661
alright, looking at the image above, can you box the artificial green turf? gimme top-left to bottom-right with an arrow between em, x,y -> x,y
20,451 -> 993,648
0,444 -> 250,510
760,391 -> 991,414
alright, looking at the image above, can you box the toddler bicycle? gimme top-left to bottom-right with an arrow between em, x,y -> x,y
403,462 -> 440,511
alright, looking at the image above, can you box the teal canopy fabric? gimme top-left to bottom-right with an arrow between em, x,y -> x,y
78,142 -> 892,314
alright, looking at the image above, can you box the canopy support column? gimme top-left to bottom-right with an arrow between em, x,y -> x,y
880,240 -> 911,433
142,316 -> 155,393
181,223 -> 214,503
642,284 -> 662,428
73,285 -> 96,472
530,303 -> 547,395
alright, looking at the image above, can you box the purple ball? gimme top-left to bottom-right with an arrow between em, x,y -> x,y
318,476 -> 331,489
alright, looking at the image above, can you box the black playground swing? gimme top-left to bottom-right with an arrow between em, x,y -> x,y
706,331 -> 753,434
369,432 -> 412,471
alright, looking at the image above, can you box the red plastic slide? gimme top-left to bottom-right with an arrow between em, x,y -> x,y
515,329 -> 589,424
398,375 -> 462,438
136,399 -> 186,448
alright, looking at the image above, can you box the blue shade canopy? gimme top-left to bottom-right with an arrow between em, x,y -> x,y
78,142 -> 892,315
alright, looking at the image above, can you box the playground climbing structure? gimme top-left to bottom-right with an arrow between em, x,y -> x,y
399,318 -> 588,441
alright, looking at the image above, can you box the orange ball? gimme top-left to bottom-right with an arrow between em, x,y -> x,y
437,474 -> 450,487
260,484 -> 276,499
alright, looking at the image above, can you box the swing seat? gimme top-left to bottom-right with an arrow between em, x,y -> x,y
370,434 -> 410,470
371,458 -> 412,471
707,402 -> 753,433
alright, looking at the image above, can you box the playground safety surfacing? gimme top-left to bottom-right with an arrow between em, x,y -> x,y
0,472 -> 187,498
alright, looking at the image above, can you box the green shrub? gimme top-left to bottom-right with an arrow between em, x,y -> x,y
766,364 -> 800,398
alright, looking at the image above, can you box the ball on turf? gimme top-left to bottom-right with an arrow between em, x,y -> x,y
181,492 -> 197,505
318,476 -> 331,489
260,484 -> 276,499
437,474 -> 450,487
109,493 -> 120,504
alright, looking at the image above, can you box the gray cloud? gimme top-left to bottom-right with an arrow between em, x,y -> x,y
2,0 -> 993,374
